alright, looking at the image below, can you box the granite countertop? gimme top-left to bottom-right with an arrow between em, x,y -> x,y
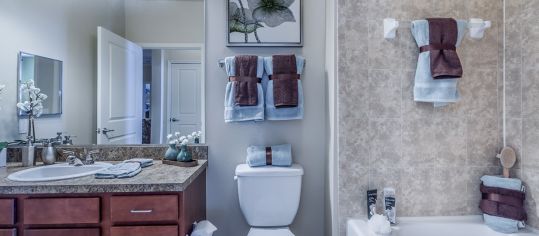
0,160 -> 207,194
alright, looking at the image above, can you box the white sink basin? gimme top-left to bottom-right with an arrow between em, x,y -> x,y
7,162 -> 113,182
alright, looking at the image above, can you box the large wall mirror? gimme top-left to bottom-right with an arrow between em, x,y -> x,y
1,0 -> 205,145
18,52 -> 63,116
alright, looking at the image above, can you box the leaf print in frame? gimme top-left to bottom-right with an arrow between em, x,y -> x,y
227,0 -> 302,47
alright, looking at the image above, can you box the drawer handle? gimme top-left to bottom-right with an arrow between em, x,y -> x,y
130,209 -> 153,213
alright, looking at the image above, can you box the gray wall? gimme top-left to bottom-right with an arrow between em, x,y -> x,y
205,1 -> 327,236
125,0 -> 204,44
337,0 -> 503,235
0,0 -> 125,143
504,0 -> 539,228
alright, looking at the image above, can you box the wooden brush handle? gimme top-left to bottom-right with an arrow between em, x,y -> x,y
503,168 -> 510,178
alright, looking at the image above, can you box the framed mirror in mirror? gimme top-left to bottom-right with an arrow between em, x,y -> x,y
18,52 -> 63,116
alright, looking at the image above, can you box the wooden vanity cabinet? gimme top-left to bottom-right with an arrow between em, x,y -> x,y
0,170 -> 206,236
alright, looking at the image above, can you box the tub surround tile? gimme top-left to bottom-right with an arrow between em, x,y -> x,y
368,69 -> 401,118
522,119 -> 539,169
369,119 -> 402,168
401,118 -> 436,168
339,118 -> 370,168
337,0 -> 504,234
367,21 -> 401,70
466,118 -> 499,167
433,118 -> 467,168
505,69 -> 522,118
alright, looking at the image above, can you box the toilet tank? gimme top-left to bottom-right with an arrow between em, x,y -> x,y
235,164 -> 304,227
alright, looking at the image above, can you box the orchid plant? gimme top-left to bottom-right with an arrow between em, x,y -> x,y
191,131 -> 202,143
17,80 -> 47,117
17,80 -> 47,143
167,131 -> 202,147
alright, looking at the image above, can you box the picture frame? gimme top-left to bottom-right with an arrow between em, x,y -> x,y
227,0 -> 303,47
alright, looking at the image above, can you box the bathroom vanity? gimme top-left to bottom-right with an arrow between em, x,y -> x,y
0,160 -> 207,236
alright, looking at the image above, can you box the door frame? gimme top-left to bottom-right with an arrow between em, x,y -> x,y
166,60 -> 203,142
137,43 -> 205,144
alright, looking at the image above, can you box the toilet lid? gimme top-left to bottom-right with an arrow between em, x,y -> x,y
247,227 -> 294,236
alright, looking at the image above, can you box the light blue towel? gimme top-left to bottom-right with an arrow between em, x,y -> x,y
481,175 -> 523,191
95,162 -> 142,179
224,56 -> 265,123
411,20 -> 467,107
124,158 -> 154,168
263,56 -> 305,120
246,144 -> 292,167
481,175 -> 526,234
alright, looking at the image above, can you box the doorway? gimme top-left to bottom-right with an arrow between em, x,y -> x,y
140,46 -> 205,144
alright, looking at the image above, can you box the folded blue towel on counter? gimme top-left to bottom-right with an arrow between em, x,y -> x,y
224,56 -> 265,123
95,162 -> 142,179
263,56 -> 305,120
411,19 -> 467,107
246,144 -> 292,167
481,175 -> 526,234
124,158 -> 154,168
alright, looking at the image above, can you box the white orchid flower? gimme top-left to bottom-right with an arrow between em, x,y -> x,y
167,134 -> 173,140
187,135 -> 193,140
181,139 -> 189,145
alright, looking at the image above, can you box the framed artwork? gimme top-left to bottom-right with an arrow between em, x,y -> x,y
227,0 -> 303,47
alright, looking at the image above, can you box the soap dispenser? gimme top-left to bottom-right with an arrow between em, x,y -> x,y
22,137 -> 35,167
41,139 -> 58,165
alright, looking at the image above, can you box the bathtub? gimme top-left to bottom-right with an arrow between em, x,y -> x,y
347,215 -> 539,236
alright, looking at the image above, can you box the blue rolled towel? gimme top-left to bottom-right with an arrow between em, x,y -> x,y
246,144 -> 292,167
481,175 -> 525,233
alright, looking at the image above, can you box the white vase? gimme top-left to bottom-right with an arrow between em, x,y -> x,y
0,148 -> 6,167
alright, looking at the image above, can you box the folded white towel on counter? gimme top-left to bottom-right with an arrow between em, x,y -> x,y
124,158 -> 154,168
95,162 -> 142,179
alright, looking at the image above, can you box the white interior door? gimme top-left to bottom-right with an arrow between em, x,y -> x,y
97,27 -> 143,144
168,63 -> 201,136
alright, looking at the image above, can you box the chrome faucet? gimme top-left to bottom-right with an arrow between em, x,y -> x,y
63,151 -> 84,166
83,149 -> 99,165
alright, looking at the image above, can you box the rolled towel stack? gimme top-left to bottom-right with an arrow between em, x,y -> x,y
246,144 -> 292,167
480,175 -> 526,233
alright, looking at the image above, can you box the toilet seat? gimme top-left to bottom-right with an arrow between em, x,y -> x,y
247,227 -> 294,236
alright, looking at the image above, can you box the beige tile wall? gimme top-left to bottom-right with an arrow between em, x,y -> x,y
337,0 -> 504,234
505,0 -> 539,229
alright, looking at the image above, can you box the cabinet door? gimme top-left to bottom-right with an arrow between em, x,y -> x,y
110,226 -> 178,236
24,198 -> 100,225
25,228 -> 99,236
0,229 -> 15,236
0,199 -> 15,225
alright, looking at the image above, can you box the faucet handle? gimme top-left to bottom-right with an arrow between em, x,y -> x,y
62,150 -> 75,156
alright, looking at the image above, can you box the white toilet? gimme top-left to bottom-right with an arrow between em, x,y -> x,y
235,164 -> 304,236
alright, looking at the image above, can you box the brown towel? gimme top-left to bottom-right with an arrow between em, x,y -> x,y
479,184 -> 527,221
480,200 -> 527,221
230,55 -> 259,106
271,55 -> 300,108
422,18 -> 463,79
